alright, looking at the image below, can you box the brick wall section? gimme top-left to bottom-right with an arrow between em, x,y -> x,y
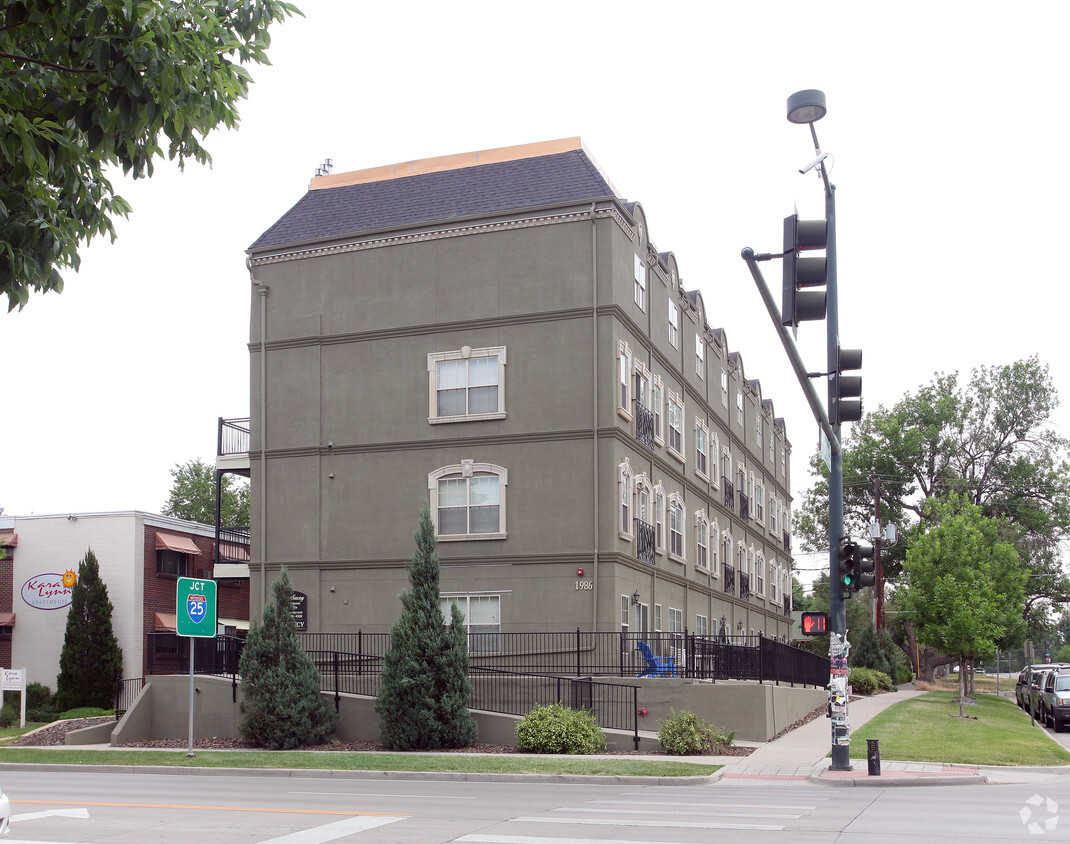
141,526 -> 250,674
0,530 -> 13,668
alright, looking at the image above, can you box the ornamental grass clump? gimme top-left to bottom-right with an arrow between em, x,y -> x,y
657,708 -> 735,755
515,703 -> 606,754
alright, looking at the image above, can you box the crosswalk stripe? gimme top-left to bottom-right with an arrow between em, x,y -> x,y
557,807 -> 801,819
458,837 -> 695,844
257,815 -> 406,843
512,816 -> 784,831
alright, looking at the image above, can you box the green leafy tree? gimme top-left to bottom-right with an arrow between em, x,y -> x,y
162,458 -> 249,527
375,505 -> 477,750
795,357 -> 1070,618
238,567 -> 336,749
56,549 -> 123,710
0,0 -> 300,310
898,496 -> 1027,716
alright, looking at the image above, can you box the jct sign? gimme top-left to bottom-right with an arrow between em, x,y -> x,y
176,577 -> 217,638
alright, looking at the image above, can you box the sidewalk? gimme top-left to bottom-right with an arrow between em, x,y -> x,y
712,687 -> 1070,787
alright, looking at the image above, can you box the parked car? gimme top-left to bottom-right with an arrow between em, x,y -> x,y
1017,665 -> 1048,708
1029,665 -> 1068,716
1041,667 -> 1070,731
0,782 -> 9,835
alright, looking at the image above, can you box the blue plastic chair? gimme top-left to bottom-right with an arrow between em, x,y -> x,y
637,640 -> 677,677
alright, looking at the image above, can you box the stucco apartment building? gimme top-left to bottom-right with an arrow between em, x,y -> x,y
0,512 -> 249,686
242,137 -> 795,644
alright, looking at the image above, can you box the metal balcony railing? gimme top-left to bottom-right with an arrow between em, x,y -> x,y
633,399 -> 655,451
783,530 -> 791,553
739,492 -> 750,521
740,571 -> 751,600
216,526 -> 250,564
724,563 -> 735,595
634,519 -> 656,565
723,480 -> 734,509
218,417 -> 250,457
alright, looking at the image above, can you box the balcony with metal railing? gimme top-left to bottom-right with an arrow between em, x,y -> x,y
633,399 -> 655,451
723,563 -> 735,595
634,519 -> 656,565
723,480 -> 734,509
216,417 -> 251,476
783,530 -> 791,553
739,492 -> 749,521
740,571 -> 751,600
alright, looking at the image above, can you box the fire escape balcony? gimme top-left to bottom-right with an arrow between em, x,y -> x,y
634,519 -> 656,565
723,563 -> 735,595
633,399 -> 655,451
723,480 -> 735,509
739,492 -> 749,521
739,571 -> 751,600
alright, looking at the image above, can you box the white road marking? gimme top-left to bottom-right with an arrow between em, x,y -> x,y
288,791 -> 474,799
11,807 -> 91,822
458,837 -> 697,844
588,798 -> 819,810
558,806 -> 801,819
257,815 -> 406,843
513,816 -> 784,831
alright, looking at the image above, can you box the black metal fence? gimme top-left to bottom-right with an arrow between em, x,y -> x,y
147,629 -> 827,687
114,677 -> 145,719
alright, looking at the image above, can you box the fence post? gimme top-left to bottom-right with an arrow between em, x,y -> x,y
576,628 -> 581,678
333,651 -> 340,712
357,630 -> 363,677
632,685 -> 639,751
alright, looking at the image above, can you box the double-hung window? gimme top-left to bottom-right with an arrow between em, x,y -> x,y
428,346 -> 506,423
618,460 -> 634,539
695,510 -> 709,570
668,494 -> 685,560
617,341 -> 632,418
695,420 -> 709,479
441,594 -> 500,652
634,254 -> 647,310
429,462 -> 507,540
736,390 -> 744,426
651,376 -> 664,444
721,369 -> 729,407
654,485 -> 666,553
755,483 -> 764,523
696,334 -> 704,378
668,300 -> 679,348
757,555 -> 765,596
667,392 -> 684,460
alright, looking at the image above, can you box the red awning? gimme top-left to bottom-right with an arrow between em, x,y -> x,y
155,532 -> 201,555
0,533 -> 16,547
154,612 -> 177,632
0,612 -> 15,626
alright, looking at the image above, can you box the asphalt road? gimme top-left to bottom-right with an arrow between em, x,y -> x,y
5,768 -> 1070,843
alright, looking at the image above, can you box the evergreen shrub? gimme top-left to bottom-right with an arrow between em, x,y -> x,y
657,708 -> 734,755
849,666 -> 894,694
515,703 -> 606,754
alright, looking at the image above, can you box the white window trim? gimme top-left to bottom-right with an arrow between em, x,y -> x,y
618,459 -> 634,541
696,334 -> 704,378
736,389 -> 744,427
634,253 -> 647,311
634,473 -> 652,531
694,418 -> 710,481
710,432 -> 721,489
617,340 -> 633,421
756,553 -> 766,596
651,374 -> 664,445
428,461 -> 508,541
668,299 -> 680,349
710,520 -> 720,576
666,390 -> 685,464
755,480 -> 764,524
427,346 -> 507,424
721,369 -> 729,408
749,471 -> 757,521
695,509 -> 710,572
668,492 -> 686,563
654,482 -> 666,555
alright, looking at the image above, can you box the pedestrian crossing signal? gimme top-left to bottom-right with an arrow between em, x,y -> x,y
801,611 -> 829,636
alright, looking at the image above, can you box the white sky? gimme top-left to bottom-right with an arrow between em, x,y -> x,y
3,2 -> 1068,530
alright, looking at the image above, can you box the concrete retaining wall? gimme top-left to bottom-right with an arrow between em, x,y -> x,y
87,674 -> 824,749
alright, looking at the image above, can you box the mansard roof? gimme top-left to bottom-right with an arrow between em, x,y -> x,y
250,138 -> 616,251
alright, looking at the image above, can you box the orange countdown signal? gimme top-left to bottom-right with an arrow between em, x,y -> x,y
801,611 -> 829,636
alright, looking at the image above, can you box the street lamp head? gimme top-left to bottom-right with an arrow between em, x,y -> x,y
787,89 -> 827,124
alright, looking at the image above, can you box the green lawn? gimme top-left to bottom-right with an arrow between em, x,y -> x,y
849,691 -> 1070,767
0,746 -> 716,777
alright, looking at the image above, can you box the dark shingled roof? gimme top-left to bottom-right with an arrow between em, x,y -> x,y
250,149 -> 617,251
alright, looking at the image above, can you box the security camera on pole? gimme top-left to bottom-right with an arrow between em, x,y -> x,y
741,89 -> 863,771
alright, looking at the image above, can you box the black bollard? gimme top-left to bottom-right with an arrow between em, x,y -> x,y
867,739 -> 881,776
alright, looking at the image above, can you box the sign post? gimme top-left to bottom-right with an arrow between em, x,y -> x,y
176,577 -> 217,757
2,669 -> 26,728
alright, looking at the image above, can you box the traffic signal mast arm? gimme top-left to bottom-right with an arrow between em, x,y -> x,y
741,248 -> 841,457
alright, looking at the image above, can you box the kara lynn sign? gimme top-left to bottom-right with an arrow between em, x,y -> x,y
21,572 -> 76,609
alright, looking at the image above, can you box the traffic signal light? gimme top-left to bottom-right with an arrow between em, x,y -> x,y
838,536 -> 875,594
833,347 -> 863,425
781,214 -> 827,331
